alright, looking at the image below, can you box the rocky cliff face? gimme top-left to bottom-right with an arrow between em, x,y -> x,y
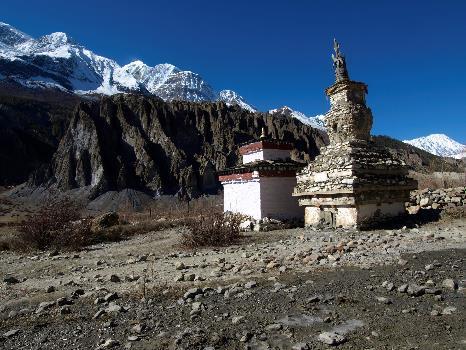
35,94 -> 326,199
0,86 -> 80,185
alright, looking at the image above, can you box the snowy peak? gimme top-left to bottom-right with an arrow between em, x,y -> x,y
123,62 -> 256,108
269,106 -> 326,130
403,134 -> 466,159
122,61 -> 180,93
39,32 -> 74,46
0,22 -> 258,111
0,22 -> 32,46
218,90 -> 256,112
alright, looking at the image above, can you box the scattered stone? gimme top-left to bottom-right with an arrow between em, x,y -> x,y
292,343 -> 310,350
3,329 -> 20,338
318,331 -> 346,346
97,338 -> 120,349
106,302 -> 124,313
104,292 -> 119,302
183,288 -> 202,300
56,297 -> 73,306
131,324 -> 144,334
3,276 -> 19,284
407,284 -> 425,297
175,262 -> 186,270
266,323 -> 282,331
174,274 -> 184,282
424,288 -> 441,295
184,273 -> 196,281
244,281 -> 257,289
232,316 -> 245,324
397,284 -> 408,293
442,279 -> 458,290
398,259 -> 408,266
71,289 -> 85,298
93,310 -> 106,319
376,296 -> 392,304
36,301 -> 55,314
109,274 -> 121,283
46,285 -> 56,293
425,264 -> 434,271
442,306 -> 457,315
384,282 -> 395,291
60,306 -> 71,315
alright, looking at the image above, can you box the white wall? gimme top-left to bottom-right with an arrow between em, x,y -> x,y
222,176 -> 302,220
242,149 -> 291,164
243,150 -> 264,164
259,177 -> 303,220
223,180 -> 262,220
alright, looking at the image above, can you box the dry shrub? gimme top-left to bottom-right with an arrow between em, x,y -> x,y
0,233 -> 23,251
17,198 -> 121,251
181,212 -> 243,248
440,206 -> 466,219
120,195 -> 222,223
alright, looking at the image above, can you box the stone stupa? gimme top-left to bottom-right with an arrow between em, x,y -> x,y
293,39 -> 417,229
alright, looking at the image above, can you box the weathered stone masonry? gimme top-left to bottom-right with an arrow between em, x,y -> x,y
293,40 -> 417,228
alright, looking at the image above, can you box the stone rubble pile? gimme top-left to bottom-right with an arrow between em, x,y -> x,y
239,217 -> 302,232
407,187 -> 466,212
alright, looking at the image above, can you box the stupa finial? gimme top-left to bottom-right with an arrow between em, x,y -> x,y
331,38 -> 349,82
260,127 -> 267,140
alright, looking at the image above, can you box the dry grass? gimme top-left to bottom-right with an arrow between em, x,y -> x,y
181,212 -> 244,248
1,198 -> 121,252
440,206 -> 466,220
412,171 -> 466,190
119,195 -> 222,223
114,196 -> 222,238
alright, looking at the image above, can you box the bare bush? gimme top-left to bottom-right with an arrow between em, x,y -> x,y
181,212 -> 243,248
0,232 -> 23,251
17,198 -> 120,251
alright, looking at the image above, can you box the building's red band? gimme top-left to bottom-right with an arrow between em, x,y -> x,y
219,170 -> 297,182
219,173 -> 254,182
239,140 -> 293,155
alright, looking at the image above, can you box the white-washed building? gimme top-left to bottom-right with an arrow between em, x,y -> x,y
218,133 -> 304,220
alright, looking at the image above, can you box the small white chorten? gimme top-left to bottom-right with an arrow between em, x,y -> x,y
218,129 -> 304,220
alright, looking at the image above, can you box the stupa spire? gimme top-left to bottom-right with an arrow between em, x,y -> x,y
331,38 -> 349,82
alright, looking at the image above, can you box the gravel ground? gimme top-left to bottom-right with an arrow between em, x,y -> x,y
0,218 -> 465,349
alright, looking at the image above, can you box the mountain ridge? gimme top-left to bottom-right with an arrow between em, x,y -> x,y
0,22 -> 258,112
403,133 -> 466,159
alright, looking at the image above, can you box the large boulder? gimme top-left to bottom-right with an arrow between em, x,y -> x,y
91,212 -> 119,232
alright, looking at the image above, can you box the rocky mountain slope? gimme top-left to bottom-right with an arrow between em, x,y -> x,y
403,134 -> 466,159
269,106 -> 325,130
373,135 -> 465,173
0,22 -> 256,111
31,94 -> 326,198
0,86 -> 80,185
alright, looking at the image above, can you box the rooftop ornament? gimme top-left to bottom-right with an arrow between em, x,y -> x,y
331,38 -> 349,83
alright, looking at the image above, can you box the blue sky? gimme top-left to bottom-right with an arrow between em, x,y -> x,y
3,0 -> 466,142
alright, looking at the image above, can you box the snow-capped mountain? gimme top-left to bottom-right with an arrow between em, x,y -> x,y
0,22 -> 143,94
0,22 -> 254,110
122,60 -> 217,102
218,90 -> 256,112
269,106 -> 326,130
403,134 -> 466,159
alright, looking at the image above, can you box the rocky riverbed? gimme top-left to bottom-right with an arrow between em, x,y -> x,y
1,218 -> 465,349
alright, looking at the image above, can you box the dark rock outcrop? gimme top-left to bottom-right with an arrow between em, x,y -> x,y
0,88 -> 80,185
35,94 -> 327,198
